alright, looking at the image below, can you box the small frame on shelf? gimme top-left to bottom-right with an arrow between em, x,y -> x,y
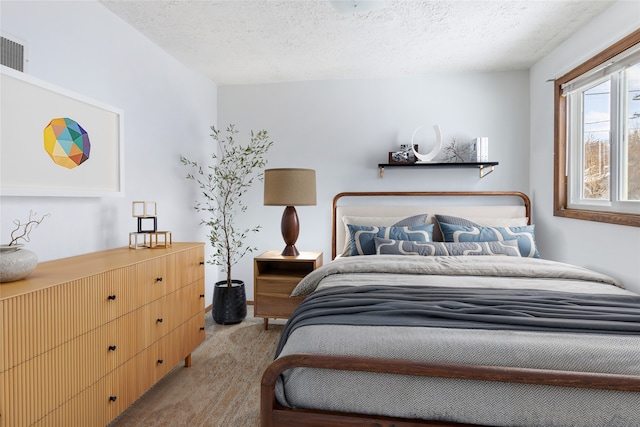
388,144 -> 418,165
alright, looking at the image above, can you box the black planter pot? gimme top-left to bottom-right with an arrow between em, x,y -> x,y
212,280 -> 247,325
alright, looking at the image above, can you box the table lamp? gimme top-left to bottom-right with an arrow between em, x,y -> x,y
264,168 -> 316,256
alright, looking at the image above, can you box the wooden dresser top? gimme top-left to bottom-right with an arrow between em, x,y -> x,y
0,242 -> 204,300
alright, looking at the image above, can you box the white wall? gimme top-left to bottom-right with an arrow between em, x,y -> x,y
5,1 -> 634,305
219,72 -> 531,299
530,1 -> 640,293
0,1 -> 220,302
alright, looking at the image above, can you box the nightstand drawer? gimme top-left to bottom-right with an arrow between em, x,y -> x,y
255,275 -> 302,294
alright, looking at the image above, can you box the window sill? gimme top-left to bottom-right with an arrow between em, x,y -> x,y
554,207 -> 640,227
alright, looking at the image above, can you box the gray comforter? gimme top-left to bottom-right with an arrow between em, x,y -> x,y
276,256 -> 640,427
291,255 -> 625,297
276,285 -> 640,356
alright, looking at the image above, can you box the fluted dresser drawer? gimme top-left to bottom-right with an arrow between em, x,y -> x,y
0,242 -> 205,427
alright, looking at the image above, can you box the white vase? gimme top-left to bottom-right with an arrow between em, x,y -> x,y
0,244 -> 38,283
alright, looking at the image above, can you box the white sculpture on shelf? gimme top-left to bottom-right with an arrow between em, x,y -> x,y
411,124 -> 442,163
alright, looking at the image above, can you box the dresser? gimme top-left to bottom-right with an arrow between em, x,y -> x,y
0,242 -> 206,427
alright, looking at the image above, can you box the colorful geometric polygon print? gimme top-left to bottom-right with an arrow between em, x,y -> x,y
43,117 -> 91,169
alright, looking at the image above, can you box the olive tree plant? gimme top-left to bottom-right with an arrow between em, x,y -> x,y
181,124 -> 273,286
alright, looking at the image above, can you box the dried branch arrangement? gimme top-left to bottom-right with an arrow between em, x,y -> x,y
440,137 -> 470,163
9,211 -> 50,246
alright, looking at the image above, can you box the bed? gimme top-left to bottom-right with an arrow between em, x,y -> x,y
260,191 -> 640,427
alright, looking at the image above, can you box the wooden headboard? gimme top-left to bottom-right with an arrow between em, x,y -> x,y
331,191 -> 531,259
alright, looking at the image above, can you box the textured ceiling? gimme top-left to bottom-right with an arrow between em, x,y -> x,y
100,0 -> 614,85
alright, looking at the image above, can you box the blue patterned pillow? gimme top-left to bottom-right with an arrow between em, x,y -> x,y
432,214 -> 480,241
340,214 -> 429,257
439,223 -> 539,258
348,224 -> 434,256
374,238 -> 521,256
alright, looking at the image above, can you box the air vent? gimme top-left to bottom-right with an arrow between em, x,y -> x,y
1,35 -> 27,72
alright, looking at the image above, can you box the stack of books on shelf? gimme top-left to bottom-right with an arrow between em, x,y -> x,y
470,137 -> 488,162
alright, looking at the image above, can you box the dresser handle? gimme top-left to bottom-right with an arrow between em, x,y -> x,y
157,359 -> 164,364
199,261 -> 205,265
200,326 -> 205,331
109,396 -> 117,402
157,318 -> 163,323
108,295 -> 116,300
156,277 -> 163,282
199,294 -> 205,298
108,345 -> 117,351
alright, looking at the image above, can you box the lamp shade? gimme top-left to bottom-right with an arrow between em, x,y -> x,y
264,168 -> 317,206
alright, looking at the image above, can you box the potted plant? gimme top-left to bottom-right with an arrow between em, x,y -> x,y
181,124 -> 273,324
1,211 -> 49,283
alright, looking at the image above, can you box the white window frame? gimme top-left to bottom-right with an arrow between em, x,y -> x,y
565,69 -> 638,214
554,29 -> 640,228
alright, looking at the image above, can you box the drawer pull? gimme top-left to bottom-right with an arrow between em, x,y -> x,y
157,359 -> 164,364
108,345 -> 117,351
109,396 -> 117,402
199,261 -> 205,265
199,294 -> 205,298
156,318 -> 163,323
156,277 -> 163,282
108,295 -> 116,300
200,326 -> 205,331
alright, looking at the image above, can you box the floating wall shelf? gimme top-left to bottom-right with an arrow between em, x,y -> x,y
377,162 -> 499,178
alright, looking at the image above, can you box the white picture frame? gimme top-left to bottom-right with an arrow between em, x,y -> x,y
0,66 -> 124,197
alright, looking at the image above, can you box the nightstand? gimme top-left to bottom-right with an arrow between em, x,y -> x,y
254,251 -> 323,329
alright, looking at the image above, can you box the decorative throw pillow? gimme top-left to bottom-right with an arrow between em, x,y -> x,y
341,214 -> 429,256
432,214 -> 480,241
374,238 -> 521,257
432,214 -> 529,242
348,224 -> 434,256
439,223 -> 540,258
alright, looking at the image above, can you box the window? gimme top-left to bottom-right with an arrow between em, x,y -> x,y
555,29 -> 640,227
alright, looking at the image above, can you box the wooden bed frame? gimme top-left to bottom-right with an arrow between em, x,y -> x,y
261,355 -> 640,427
330,191 -> 531,259
260,191 -> 640,427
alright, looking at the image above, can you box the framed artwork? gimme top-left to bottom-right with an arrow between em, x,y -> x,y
388,144 -> 418,164
0,66 -> 124,197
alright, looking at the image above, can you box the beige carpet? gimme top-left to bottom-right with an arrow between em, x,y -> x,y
109,308 -> 285,427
